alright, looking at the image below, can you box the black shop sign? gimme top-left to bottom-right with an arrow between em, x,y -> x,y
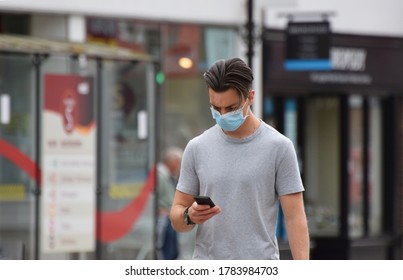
284,21 -> 331,71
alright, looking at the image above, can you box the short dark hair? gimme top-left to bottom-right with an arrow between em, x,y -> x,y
203,58 -> 253,100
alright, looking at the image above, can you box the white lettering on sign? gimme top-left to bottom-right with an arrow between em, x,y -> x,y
288,24 -> 329,35
331,47 -> 367,71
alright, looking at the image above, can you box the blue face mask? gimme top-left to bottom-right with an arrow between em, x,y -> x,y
210,101 -> 249,131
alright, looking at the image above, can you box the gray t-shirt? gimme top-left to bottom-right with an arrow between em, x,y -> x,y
177,121 -> 304,260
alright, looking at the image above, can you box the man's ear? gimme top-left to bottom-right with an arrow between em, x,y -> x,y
248,90 -> 255,105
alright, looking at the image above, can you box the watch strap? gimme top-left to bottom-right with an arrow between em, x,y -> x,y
184,206 -> 195,225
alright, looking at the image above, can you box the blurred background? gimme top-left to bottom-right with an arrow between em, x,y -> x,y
0,0 -> 401,260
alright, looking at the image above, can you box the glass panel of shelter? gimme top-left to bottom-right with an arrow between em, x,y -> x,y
0,53 -> 35,260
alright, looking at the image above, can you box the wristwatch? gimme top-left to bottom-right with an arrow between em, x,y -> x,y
183,206 -> 195,225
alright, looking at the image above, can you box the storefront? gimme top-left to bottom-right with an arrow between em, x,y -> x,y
263,29 -> 403,259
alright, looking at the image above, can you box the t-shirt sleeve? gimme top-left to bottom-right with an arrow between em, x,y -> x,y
275,140 -> 304,196
176,140 -> 199,196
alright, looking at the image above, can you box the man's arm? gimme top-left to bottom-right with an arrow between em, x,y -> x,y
170,190 -> 196,232
280,192 -> 310,260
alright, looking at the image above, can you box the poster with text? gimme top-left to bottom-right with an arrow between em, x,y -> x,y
41,74 -> 96,253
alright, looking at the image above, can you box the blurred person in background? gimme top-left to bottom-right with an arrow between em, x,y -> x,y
170,58 -> 310,259
156,146 -> 183,259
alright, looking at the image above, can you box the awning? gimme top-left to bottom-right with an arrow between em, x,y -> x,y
0,34 -> 154,62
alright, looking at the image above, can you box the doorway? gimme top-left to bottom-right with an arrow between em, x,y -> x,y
304,97 -> 340,237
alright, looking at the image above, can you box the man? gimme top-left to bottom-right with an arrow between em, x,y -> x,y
170,57 -> 309,259
157,146 -> 183,259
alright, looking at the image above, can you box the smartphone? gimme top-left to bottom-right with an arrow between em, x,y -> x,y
194,195 -> 215,207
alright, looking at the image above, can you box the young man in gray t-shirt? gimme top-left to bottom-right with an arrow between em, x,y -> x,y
170,58 -> 310,260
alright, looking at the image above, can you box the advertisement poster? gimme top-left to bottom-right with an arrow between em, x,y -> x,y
41,74 -> 96,253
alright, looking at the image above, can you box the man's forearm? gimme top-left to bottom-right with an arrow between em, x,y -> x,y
286,218 -> 310,260
170,205 -> 195,232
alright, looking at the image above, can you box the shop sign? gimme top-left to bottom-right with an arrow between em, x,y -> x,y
263,29 -> 403,91
310,47 -> 372,85
284,21 -> 331,71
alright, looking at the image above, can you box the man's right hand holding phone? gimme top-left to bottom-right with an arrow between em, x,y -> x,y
187,196 -> 221,225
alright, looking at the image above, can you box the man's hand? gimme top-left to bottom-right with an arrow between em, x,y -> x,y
188,202 -> 221,224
